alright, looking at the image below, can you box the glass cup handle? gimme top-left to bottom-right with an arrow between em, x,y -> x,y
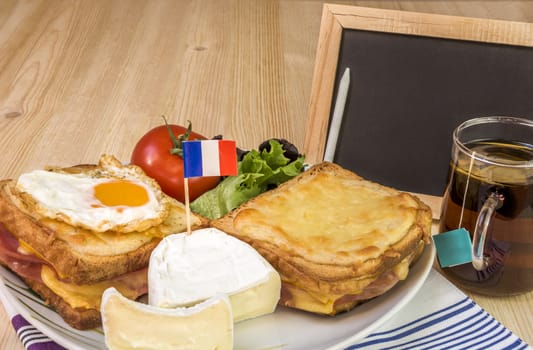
472,192 -> 504,271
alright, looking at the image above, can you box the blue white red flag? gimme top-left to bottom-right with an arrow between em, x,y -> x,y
182,139 -> 238,178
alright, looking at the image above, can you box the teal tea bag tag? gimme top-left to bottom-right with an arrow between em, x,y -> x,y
433,228 -> 473,268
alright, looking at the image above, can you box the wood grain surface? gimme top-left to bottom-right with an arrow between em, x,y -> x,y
1,1 -> 532,349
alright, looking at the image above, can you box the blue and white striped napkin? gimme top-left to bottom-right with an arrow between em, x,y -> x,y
11,314 -> 66,350
348,270 -> 532,350
2,269 -> 531,350
1,289 -> 65,350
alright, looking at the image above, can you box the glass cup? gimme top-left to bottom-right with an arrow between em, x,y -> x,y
438,116 -> 533,296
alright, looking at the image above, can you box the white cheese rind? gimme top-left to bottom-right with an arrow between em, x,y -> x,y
101,287 -> 233,350
148,227 -> 281,322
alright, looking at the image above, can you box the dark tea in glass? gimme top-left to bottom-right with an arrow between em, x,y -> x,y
438,117 -> 533,296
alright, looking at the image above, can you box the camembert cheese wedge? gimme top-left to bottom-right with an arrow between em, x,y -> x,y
101,287 -> 233,350
148,227 -> 281,322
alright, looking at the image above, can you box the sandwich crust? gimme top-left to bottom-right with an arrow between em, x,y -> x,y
0,157 -> 208,285
212,162 -> 432,315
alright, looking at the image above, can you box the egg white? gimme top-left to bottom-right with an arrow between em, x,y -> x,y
16,165 -> 168,233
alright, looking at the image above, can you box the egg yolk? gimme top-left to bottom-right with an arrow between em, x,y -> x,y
93,180 -> 150,207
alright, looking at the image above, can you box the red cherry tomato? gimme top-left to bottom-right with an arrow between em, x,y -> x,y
131,124 -> 220,203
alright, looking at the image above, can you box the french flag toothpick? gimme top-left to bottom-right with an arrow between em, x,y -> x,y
181,139 -> 238,234
182,139 -> 238,178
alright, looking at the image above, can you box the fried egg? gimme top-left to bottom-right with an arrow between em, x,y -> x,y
15,156 -> 170,233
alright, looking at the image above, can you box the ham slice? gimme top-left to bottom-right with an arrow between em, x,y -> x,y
0,223 -> 43,281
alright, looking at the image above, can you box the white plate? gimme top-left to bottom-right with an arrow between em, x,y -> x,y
0,241 -> 435,350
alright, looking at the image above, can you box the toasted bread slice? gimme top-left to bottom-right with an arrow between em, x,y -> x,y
212,162 -> 432,315
0,156 -> 208,284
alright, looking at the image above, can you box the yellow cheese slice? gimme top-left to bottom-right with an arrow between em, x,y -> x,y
18,240 -> 46,260
40,265 -> 146,309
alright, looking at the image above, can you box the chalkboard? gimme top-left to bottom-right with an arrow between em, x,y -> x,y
304,5 -> 533,198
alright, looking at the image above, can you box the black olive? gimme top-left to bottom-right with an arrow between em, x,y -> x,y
237,149 -> 249,161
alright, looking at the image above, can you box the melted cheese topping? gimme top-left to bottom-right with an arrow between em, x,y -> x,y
233,172 -> 420,266
392,257 -> 410,280
40,265 -> 146,309
281,257 -> 412,315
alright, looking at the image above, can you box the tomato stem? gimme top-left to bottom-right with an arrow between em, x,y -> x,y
162,116 -> 192,157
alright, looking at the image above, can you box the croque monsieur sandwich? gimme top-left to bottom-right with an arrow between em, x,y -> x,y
212,162 -> 432,316
0,155 -> 207,329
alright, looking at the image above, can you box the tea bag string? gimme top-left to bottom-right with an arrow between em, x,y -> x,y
459,150 -> 476,229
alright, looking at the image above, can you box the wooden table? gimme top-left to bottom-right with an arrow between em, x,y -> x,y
1,1 -> 532,348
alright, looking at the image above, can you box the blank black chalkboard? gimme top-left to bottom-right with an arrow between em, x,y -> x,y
333,29 -> 533,196
304,5 -> 533,197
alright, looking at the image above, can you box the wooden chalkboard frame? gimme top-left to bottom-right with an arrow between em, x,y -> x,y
303,4 -> 533,215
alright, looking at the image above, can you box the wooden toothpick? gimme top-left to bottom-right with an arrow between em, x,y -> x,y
184,177 -> 192,235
